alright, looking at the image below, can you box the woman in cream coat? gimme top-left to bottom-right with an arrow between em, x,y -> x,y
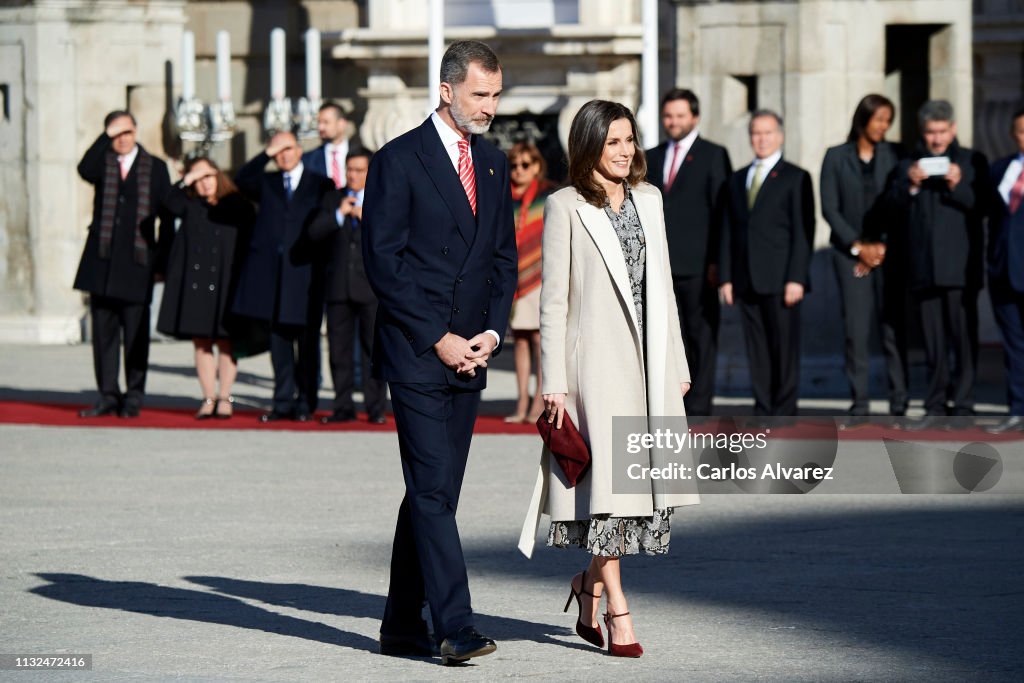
519,100 -> 700,657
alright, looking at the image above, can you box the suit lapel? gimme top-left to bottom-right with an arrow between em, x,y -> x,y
576,200 -> 640,339
750,160 -> 782,212
415,120 -> 477,246
647,145 -> 665,188
469,137 -> 495,251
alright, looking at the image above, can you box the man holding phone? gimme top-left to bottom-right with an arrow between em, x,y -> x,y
890,100 -> 989,425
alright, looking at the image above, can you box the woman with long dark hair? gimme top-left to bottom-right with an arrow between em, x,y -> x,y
820,94 -> 908,417
520,100 -> 699,657
505,141 -> 557,423
158,157 -> 255,419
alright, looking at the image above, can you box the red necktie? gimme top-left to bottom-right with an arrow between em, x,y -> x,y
664,141 -> 682,192
1010,165 -> 1024,215
457,138 -> 477,215
331,149 -> 343,190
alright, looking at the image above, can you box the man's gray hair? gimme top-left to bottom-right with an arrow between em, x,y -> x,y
918,99 -> 955,128
439,40 -> 501,86
749,109 -> 784,134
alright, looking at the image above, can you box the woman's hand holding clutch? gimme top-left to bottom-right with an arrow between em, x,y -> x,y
542,393 -> 566,429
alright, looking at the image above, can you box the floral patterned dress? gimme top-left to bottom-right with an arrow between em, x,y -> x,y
547,184 -> 673,557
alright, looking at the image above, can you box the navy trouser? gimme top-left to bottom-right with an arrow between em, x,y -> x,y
381,382 -> 480,642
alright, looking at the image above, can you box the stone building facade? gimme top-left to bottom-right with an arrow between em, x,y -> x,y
1,0 -> 1020,353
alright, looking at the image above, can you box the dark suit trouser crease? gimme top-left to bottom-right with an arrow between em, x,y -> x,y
90,295 -> 150,409
382,383 -> 479,642
738,293 -> 800,416
269,324 -> 320,415
326,300 -> 385,415
832,251 -> 909,413
990,278 -> 1024,415
915,287 -> 976,414
673,275 -> 720,415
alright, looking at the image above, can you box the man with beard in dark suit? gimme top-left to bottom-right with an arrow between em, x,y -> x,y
74,110 -> 171,418
362,40 -> 516,664
889,100 -> 988,427
307,150 -> 386,424
232,131 -> 334,422
719,110 -> 814,416
645,89 -> 731,415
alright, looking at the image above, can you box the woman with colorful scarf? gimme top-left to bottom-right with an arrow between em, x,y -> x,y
506,142 -> 557,423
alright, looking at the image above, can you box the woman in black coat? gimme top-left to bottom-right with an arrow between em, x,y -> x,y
157,157 -> 255,418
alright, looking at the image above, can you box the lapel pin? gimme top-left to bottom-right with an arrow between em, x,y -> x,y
489,168 -> 494,176
686,155 -> 694,162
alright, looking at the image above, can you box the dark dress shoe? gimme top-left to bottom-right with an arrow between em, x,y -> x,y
984,416 -> 1024,434
901,414 -> 945,432
379,633 -> 436,657
79,404 -> 118,418
439,626 -> 496,666
321,410 -> 356,424
119,405 -> 140,418
293,411 -> 312,422
258,411 -> 289,423
368,414 -> 387,425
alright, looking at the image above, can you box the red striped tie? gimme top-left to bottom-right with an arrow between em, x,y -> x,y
457,138 -> 477,215
1010,165 -> 1024,215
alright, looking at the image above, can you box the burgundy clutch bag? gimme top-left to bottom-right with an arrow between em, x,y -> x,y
536,411 -> 591,486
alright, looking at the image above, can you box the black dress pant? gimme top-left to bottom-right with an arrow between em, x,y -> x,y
991,277 -> 1024,415
833,251 -> 909,414
326,300 -> 385,416
738,291 -> 801,416
915,287 -> 976,415
90,294 -> 150,410
673,274 -> 720,415
269,322 -> 320,415
382,383 -> 479,643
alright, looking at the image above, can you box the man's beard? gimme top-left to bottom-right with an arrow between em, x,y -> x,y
451,96 -> 493,135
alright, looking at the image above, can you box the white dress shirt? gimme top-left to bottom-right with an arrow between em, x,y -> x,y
324,140 -> 350,185
283,162 -> 304,194
118,145 -> 139,175
746,150 -> 782,189
998,153 -> 1024,207
662,128 -> 699,184
428,111 -> 499,349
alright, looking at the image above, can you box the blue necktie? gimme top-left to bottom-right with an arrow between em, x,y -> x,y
284,173 -> 293,200
349,190 -> 360,229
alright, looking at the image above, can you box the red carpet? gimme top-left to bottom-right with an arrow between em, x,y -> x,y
0,400 -> 537,434
0,400 -> 1019,441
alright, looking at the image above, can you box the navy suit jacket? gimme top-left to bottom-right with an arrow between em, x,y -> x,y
719,159 -> 815,295
989,154 -> 1024,293
362,118 -> 518,388
232,153 -> 334,326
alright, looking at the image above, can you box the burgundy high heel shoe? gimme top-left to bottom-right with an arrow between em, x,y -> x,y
604,611 -> 643,658
563,570 -> 604,648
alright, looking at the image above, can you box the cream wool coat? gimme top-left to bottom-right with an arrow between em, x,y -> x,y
519,182 -> 701,557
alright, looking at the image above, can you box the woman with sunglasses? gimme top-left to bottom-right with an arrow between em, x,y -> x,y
505,142 -> 558,423
157,157 -> 255,419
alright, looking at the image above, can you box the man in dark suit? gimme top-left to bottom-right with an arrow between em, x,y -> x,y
307,150 -> 386,424
720,110 -> 814,416
302,102 -> 357,190
645,88 -> 731,415
362,40 -> 516,664
889,100 -> 988,424
985,107 -> 1024,433
74,110 -> 171,418
233,131 -> 334,422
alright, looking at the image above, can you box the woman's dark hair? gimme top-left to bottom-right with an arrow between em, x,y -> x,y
847,94 -> 896,143
507,141 -> 547,181
185,156 -> 238,204
567,100 -> 647,207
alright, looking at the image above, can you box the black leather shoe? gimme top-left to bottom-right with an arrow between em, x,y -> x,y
321,411 -> 356,424
259,411 -> 289,423
119,404 -> 140,418
368,414 -> 387,425
379,633 -> 436,657
901,415 -> 945,432
79,404 -> 119,418
984,416 -> 1024,434
293,411 -> 312,422
439,626 -> 496,665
